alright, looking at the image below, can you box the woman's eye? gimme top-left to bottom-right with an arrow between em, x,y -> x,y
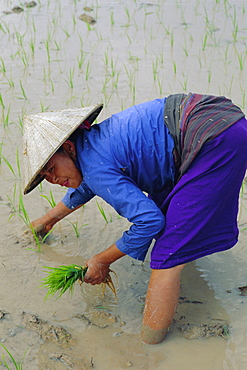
48,167 -> 54,173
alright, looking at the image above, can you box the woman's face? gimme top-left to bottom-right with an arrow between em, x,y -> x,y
40,142 -> 82,188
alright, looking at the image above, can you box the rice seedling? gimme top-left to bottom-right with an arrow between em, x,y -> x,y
109,58 -> 118,78
15,109 -> 25,133
232,24 -> 239,43
157,74 -> 165,95
16,148 -> 21,179
240,87 -> 246,109
4,75 -> 15,88
0,140 -> 3,164
124,6 -> 131,27
179,74 -> 188,91
50,79 -> 55,92
31,18 -> 36,32
231,6 -> 238,42
29,36 -> 36,55
96,201 -> 112,223
77,50 -> 85,69
15,195 -> 52,252
110,11 -> 114,26
66,220 -> 88,238
152,59 -> 159,81
0,93 -> 5,109
65,67 -> 75,88
207,69 -> 212,83
101,76 -> 111,94
0,343 -> 25,370
173,61 -> 177,74
62,25 -> 71,38
202,32 -> 208,51
179,6 -> 188,27
45,39 -> 51,63
0,57 -> 6,75
66,95 -> 80,105
112,70 -> 121,90
2,105 -> 11,128
10,50 -> 20,62
19,80 -> 28,101
182,40 -> 189,57
84,21 -> 92,31
41,264 -> 117,300
222,74 -> 234,95
126,34 -> 132,45
6,193 -> 17,215
85,60 -> 91,81
40,190 -> 57,208
223,44 -> 229,62
0,23 -> 6,34
72,13 -> 77,27
42,67 -> 50,84
146,26 -> 154,40
51,15 -> 58,28
128,53 -> 140,72
14,29 -> 25,48
53,40 -> 61,51
6,183 -> 17,213
20,49 -> 29,68
236,51 -> 245,71
18,194 -> 31,226
170,30 -> 174,47
40,101 -> 51,112
2,156 -> 16,178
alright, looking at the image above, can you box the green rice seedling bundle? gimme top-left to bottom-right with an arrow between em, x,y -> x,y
41,264 -> 117,300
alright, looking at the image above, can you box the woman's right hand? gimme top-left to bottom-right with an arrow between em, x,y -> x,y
30,218 -> 53,237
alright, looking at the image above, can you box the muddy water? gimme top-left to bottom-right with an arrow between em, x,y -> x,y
0,0 -> 247,369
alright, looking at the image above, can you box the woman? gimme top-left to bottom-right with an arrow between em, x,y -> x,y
23,93 -> 247,345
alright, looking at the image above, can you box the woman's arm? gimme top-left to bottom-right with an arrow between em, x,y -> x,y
84,243 -> 126,284
31,201 -> 83,234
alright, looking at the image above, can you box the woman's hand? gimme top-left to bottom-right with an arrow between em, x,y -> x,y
84,255 -> 110,285
31,218 -> 53,236
84,244 -> 126,285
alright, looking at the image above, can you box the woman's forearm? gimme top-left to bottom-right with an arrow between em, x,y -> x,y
32,201 -> 83,232
84,244 -> 126,284
95,244 -> 126,265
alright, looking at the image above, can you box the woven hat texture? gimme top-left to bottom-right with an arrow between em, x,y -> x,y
23,104 -> 103,194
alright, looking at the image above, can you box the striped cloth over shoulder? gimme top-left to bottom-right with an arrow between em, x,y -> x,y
164,92 -> 245,179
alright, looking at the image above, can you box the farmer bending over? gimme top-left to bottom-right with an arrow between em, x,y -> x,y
23,93 -> 247,345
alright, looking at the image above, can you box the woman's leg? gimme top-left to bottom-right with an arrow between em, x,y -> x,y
141,264 -> 185,345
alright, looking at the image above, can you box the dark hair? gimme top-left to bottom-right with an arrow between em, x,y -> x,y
57,126 -> 83,152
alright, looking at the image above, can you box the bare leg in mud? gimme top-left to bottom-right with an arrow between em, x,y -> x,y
141,264 -> 185,345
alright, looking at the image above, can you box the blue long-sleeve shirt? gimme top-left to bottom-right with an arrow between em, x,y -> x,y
62,98 -> 175,260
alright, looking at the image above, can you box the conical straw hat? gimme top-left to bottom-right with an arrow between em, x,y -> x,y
23,104 -> 103,194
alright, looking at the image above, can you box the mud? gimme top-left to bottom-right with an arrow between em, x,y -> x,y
178,324 -> 229,340
79,14 -> 96,25
238,285 -> 247,296
21,312 -> 74,345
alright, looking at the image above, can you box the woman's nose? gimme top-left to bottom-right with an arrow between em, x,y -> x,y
46,175 -> 58,184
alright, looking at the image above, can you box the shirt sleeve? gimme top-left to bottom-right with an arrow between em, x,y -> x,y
86,168 -> 166,261
61,181 -> 95,209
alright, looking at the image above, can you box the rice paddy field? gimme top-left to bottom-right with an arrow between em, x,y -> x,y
0,0 -> 247,368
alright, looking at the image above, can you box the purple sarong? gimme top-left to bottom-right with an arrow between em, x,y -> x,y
150,117 -> 247,269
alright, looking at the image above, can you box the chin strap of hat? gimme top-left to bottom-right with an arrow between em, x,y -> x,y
80,119 -> 91,131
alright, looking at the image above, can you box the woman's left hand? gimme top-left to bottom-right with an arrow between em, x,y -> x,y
84,255 -> 110,285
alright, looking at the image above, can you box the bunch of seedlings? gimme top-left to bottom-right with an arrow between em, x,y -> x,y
41,264 -> 117,300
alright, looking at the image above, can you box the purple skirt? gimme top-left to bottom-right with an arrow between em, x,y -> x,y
150,117 -> 247,269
